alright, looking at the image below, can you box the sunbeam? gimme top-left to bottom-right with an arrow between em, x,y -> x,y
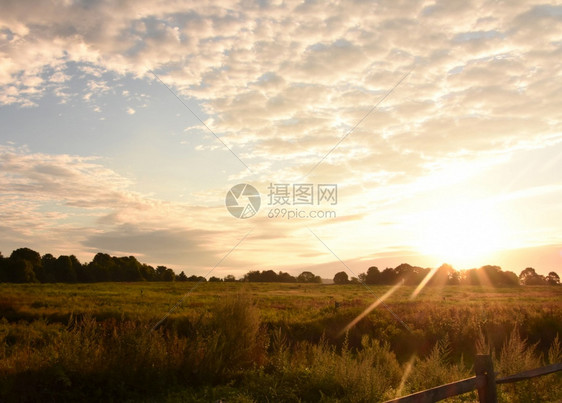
339,280 -> 404,337
410,266 -> 439,300
396,354 -> 416,398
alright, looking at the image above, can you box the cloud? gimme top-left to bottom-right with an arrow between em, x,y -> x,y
83,225 -> 220,267
1,0 -> 561,272
1,1 -> 559,174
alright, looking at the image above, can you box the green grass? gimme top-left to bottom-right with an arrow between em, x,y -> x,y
1,282 -> 561,402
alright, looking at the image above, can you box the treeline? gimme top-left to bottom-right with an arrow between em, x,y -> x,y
0,248 -> 196,284
0,247 -> 560,286
243,270 -> 322,283
332,263 -> 560,287
0,248 -> 323,285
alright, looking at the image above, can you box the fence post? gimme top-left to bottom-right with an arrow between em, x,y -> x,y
475,354 -> 498,403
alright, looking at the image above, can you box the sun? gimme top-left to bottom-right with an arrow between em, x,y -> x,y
411,201 -> 509,268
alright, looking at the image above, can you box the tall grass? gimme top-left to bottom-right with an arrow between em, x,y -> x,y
0,284 -> 561,401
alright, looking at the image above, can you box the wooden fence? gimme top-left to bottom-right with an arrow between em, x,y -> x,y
384,355 -> 562,403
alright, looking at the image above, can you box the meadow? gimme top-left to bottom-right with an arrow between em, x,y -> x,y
0,282 -> 561,402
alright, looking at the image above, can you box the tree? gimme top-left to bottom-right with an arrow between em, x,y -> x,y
209,276 -> 222,282
547,271 -> 560,285
0,253 -> 7,282
162,268 -> 175,282
429,264 -> 454,286
519,267 -> 546,285
244,270 -> 262,282
278,271 -> 296,283
11,248 -> 42,282
55,255 -> 77,283
11,248 -> 42,268
365,266 -> 380,284
297,271 -> 321,283
333,271 -> 349,284
5,259 -> 38,283
41,253 -> 57,282
379,267 -> 398,285
177,271 -> 188,282
224,274 -> 236,282
261,270 -> 278,282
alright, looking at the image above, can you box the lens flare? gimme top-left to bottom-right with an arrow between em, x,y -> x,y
339,281 -> 403,336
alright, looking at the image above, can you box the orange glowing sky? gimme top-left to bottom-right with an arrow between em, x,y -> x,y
0,0 -> 561,277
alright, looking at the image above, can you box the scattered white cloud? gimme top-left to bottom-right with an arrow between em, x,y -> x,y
1,0 -> 561,272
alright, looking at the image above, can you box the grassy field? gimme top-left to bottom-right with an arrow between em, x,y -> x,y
1,282 -> 561,402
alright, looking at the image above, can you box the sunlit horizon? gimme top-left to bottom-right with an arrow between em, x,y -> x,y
1,1 -> 561,278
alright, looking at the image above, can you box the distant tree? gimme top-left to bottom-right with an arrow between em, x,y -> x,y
187,275 -> 206,282
547,271 -> 560,285
297,271 -> 321,283
162,268 -> 175,282
209,276 -> 222,282
223,274 -> 236,282
500,270 -> 519,287
41,253 -> 57,282
350,276 -> 359,284
70,255 -> 90,282
480,265 -> 504,286
278,271 -> 297,283
460,268 -> 479,286
365,266 -> 380,284
89,253 -> 116,282
448,269 -> 460,285
0,253 -> 6,282
139,264 -> 156,282
55,255 -> 77,283
177,271 -> 188,282
244,270 -> 262,282
379,267 -> 398,285
5,259 -> 38,283
519,267 -> 546,285
333,271 -> 349,284
11,248 -> 42,268
156,266 -> 169,281
261,270 -> 278,282
428,264 -> 454,286
11,248 -> 42,282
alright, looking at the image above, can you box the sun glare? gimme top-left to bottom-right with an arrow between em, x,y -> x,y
412,201 -> 509,268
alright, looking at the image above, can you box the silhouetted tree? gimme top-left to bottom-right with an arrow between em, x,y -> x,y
209,276 -> 222,282
55,255 -> 77,283
333,271 -> 349,284
187,275 -> 206,282
379,267 -> 397,285
365,266 -> 380,284
5,259 -> 37,283
546,271 -> 560,285
261,270 -> 278,282
0,253 -> 6,282
278,271 -> 297,283
41,253 -> 57,282
297,271 -> 321,283
223,274 -> 236,282
177,271 -> 188,282
519,267 -> 546,285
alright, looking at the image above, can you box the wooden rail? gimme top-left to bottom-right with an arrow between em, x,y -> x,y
384,355 -> 562,403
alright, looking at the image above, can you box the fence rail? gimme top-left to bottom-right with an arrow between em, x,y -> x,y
384,355 -> 562,403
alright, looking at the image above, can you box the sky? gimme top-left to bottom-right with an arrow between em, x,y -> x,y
1,0 -> 561,278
